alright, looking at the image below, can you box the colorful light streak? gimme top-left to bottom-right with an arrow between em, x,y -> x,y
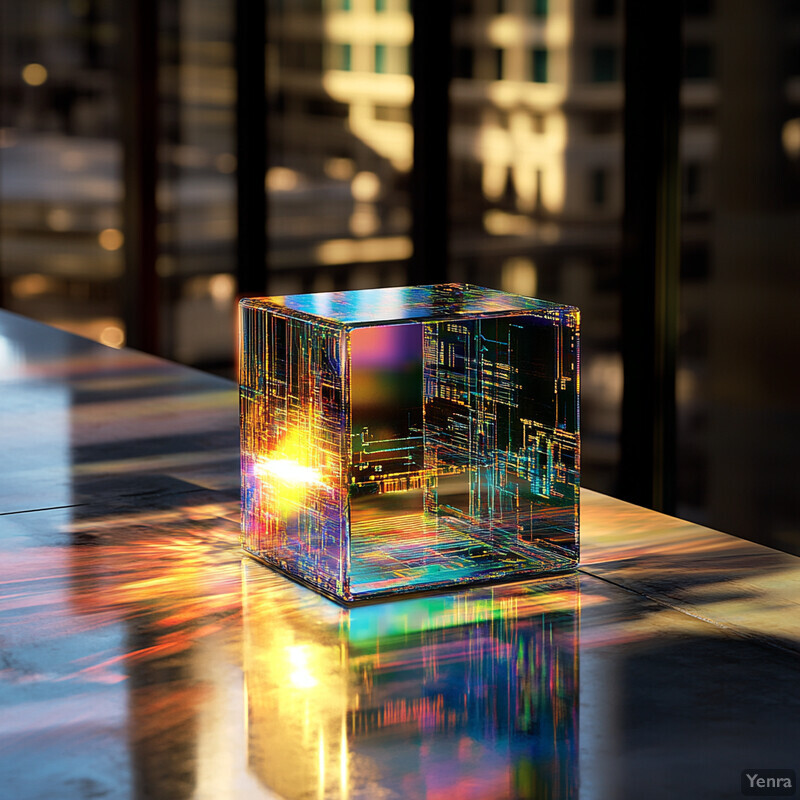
240,283 -> 580,602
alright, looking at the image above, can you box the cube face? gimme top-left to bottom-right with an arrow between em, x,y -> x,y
240,284 -> 579,603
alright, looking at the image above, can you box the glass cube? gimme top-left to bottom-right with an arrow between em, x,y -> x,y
240,283 -> 579,603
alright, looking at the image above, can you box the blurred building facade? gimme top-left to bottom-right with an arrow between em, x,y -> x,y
0,0 -> 798,551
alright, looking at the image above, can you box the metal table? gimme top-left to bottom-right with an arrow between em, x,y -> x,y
0,310 -> 797,800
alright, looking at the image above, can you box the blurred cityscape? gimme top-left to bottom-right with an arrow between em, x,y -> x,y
0,0 -> 798,552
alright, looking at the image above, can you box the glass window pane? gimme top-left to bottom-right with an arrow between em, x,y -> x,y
450,0 -> 625,495
159,0 -> 237,369
266,0 -> 412,295
0,0 -> 125,348
677,2 -> 800,553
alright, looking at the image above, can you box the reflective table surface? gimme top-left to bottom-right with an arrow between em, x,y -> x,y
1,310 -> 798,800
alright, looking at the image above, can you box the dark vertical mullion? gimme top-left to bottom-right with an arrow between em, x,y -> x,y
620,3 -> 681,513
160,0 -> 182,361
0,5 -> 4,311
120,0 -> 160,354
409,0 -> 452,285
0,0 -> 4,309
235,0 -> 268,297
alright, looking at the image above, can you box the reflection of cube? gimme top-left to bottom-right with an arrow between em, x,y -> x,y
240,284 -> 579,603
242,563 -> 579,800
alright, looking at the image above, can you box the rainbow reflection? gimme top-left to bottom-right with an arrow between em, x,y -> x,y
243,565 -> 579,800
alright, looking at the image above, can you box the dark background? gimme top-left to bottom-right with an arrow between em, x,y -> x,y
0,0 -> 797,554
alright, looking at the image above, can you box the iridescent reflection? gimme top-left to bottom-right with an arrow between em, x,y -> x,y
243,565 -> 578,800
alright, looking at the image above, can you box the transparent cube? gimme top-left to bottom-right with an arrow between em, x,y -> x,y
240,284 -> 579,603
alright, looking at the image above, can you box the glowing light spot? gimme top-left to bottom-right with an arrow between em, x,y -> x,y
256,458 -> 323,487
501,257 -> 537,297
252,428 -> 328,512
11,274 -> 51,299
22,63 -> 48,86
267,167 -> 299,191
483,209 -> 532,236
314,235 -> 412,266
349,203 -> 380,237
782,118 -> 800,160
324,157 -> 355,181
209,273 -> 236,307
285,646 -> 318,689
98,228 -> 124,251
99,325 -> 125,349
351,171 -> 381,202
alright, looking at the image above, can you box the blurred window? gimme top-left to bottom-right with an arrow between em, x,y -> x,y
590,168 -> 608,207
531,0 -> 548,19
330,42 -> 352,71
494,48 -> 504,81
683,44 -> 713,80
593,0 -> 616,19
451,104 -> 482,127
305,98 -> 349,119
586,110 -> 619,135
375,105 -> 410,123
683,107 -> 716,126
454,46 -> 474,79
683,162 -> 701,204
531,48 -> 548,83
535,168 -> 544,209
591,46 -> 618,82
790,46 -> 800,77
